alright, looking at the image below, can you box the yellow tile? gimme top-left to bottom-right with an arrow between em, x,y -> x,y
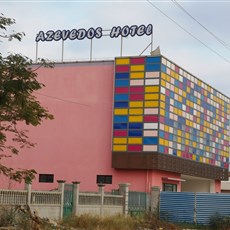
113,145 -> 127,151
114,109 -> 128,115
144,101 -> 159,107
162,73 -> 167,80
160,109 -> 165,116
174,73 -> 179,80
113,138 -> 127,144
129,108 -> 143,115
130,65 -> 144,71
160,94 -> 165,101
166,75 -> 171,82
128,137 -> 142,144
130,101 -> 143,107
165,125 -> 169,132
164,140 -> 169,146
115,58 -> 130,65
145,94 -> 159,100
129,116 -> 143,122
159,138 -> 164,145
130,72 -> 144,79
178,96 -> 182,102
160,102 -> 165,109
145,86 -> 160,93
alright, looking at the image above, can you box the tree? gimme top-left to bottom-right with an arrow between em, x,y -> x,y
0,14 -> 54,184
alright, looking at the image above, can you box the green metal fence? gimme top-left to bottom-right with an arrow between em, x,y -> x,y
128,191 -> 150,215
63,184 -> 74,218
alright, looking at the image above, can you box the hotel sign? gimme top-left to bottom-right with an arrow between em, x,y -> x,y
35,24 -> 153,42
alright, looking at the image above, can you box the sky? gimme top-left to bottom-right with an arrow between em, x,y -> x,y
1,0 -> 230,97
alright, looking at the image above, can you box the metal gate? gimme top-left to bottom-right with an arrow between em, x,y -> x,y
128,191 -> 150,215
63,184 -> 74,218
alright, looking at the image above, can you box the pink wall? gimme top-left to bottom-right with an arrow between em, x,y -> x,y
215,180 -> 221,193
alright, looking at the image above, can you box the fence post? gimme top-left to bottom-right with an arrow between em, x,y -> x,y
72,181 -> 80,216
194,192 -> 197,224
25,182 -> 32,206
98,183 -> 105,217
150,186 -> 160,215
57,180 -> 66,219
118,183 -> 130,216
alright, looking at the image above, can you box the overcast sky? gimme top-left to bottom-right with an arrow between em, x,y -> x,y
1,1 -> 230,97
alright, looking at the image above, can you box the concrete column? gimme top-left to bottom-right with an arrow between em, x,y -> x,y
57,180 -> 66,219
25,183 -> 32,206
98,184 -> 105,217
118,183 -> 130,216
72,181 -> 80,216
150,186 -> 160,215
210,180 -> 215,193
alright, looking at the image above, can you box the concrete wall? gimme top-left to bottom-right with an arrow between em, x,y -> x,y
30,205 -> 60,220
1,60 -> 222,193
76,205 -> 123,216
181,177 -> 218,193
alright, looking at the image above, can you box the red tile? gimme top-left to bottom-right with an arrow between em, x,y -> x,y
144,115 -> 158,122
130,57 -> 145,65
116,65 -> 129,72
128,145 -> 142,151
130,94 -> 144,100
114,130 -> 127,137
115,87 -> 129,93
130,86 -> 144,93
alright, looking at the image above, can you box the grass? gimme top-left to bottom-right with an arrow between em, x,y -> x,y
60,213 -> 182,230
1,206 -> 230,230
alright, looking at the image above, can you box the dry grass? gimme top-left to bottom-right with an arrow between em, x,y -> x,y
60,213 -> 182,230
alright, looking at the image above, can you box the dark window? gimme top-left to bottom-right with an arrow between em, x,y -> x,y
39,174 -> 54,183
163,183 -> 177,192
97,175 -> 112,184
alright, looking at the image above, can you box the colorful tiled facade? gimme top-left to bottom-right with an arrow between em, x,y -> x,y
112,55 -> 230,172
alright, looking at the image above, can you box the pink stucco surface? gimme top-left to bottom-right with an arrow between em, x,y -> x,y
0,60 -> 210,192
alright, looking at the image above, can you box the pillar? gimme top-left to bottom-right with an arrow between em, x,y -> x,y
72,181 -> 80,216
57,180 -> 66,219
25,182 -> 32,206
150,186 -> 160,215
98,184 -> 105,217
118,183 -> 130,216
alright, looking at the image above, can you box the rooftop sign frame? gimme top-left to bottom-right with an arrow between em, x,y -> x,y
35,24 -> 154,62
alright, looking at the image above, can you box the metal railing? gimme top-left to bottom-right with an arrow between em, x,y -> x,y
31,191 -> 61,205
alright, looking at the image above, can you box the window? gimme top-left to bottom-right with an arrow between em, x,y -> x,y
163,183 -> 177,192
96,175 -> 112,184
39,174 -> 54,183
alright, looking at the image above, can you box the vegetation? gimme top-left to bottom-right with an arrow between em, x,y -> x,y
0,14 -> 53,183
1,206 -> 230,230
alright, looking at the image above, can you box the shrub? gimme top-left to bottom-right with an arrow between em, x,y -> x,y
209,213 -> 230,230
